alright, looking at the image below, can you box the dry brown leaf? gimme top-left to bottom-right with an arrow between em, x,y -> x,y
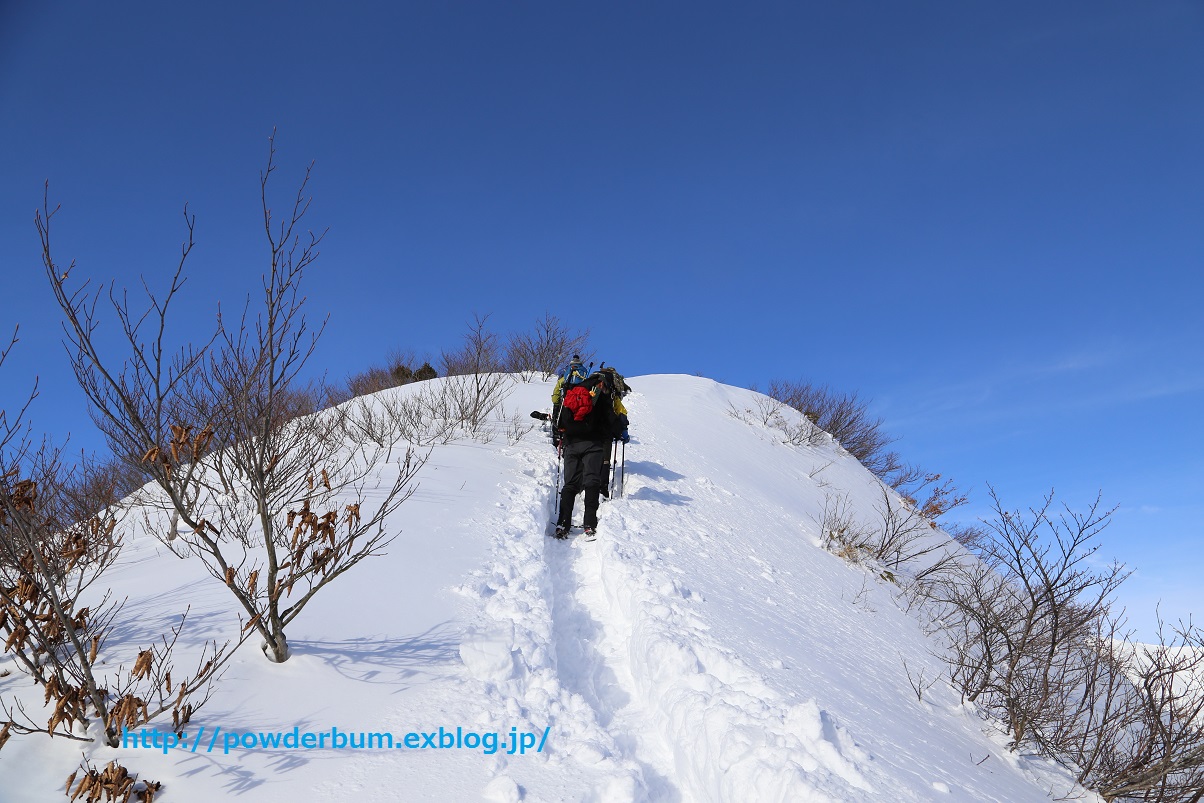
131,649 -> 153,680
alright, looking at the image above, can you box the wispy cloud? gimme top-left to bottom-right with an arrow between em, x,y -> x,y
877,336 -> 1203,436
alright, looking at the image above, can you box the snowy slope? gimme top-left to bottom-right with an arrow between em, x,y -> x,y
0,375 -> 1092,802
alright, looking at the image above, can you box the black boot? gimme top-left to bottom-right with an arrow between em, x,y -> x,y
583,488 -> 600,531
557,491 -> 576,536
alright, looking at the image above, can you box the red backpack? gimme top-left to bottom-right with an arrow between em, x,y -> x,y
563,385 -> 594,421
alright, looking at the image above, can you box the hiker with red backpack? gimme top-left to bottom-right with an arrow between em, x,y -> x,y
554,370 -> 629,539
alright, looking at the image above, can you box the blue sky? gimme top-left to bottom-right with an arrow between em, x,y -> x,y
1,1 -> 1201,637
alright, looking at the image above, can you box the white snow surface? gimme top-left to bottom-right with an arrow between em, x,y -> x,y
0,375 -> 1096,802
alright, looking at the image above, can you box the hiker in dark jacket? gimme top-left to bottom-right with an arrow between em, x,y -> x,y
554,373 -> 626,538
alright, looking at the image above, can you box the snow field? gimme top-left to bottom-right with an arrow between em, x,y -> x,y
2,374 -> 1096,802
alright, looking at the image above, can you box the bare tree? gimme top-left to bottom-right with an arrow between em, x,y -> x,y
913,486 -> 1195,802
889,479 -> 1204,803
505,313 -> 591,380
1084,616 -> 1204,802
932,489 -> 1127,743
38,134 -> 426,663
0,335 -> 227,749
441,313 -> 504,377
438,314 -> 512,435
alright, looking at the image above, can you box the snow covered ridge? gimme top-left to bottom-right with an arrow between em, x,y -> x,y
3,374 -> 1089,802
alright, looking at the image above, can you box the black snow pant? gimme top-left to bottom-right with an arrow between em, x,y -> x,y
557,438 -> 607,529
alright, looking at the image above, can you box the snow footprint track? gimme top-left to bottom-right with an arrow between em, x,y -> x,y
456,443 -> 655,801
545,526 -> 685,803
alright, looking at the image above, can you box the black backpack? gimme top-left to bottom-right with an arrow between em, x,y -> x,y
594,366 -> 631,398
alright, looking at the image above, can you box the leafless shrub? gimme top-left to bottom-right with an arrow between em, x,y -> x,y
765,380 -> 969,506
345,365 -> 401,399
868,483 -> 935,568
65,757 -> 161,802
40,134 -> 426,664
725,401 -> 769,428
814,493 -> 874,562
808,461 -> 833,481
910,488 -> 1204,801
426,315 -> 515,438
996,609 -> 1204,803
726,396 -> 825,447
0,376 -> 228,749
877,460 -> 929,495
340,382 -> 457,448
930,489 -> 1127,741
69,454 -> 152,516
502,410 -> 535,446
767,379 -> 898,476
438,372 -> 512,438
340,370 -> 518,448
867,484 -> 962,584
814,483 -> 962,589
394,385 -> 460,445
902,657 -> 938,703
924,555 -> 1001,699
840,573 -> 876,612
344,349 -> 437,399
339,394 -> 404,449
505,313 -> 590,380
946,521 -> 989,552
401,382 -> 470,445
1081,616 -> 1204,802
441,313 -> 504,377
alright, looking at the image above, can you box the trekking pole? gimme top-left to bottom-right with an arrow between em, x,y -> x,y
619,439 -> 626,498
609,439 -> 618,498
554,441 -> 563,511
